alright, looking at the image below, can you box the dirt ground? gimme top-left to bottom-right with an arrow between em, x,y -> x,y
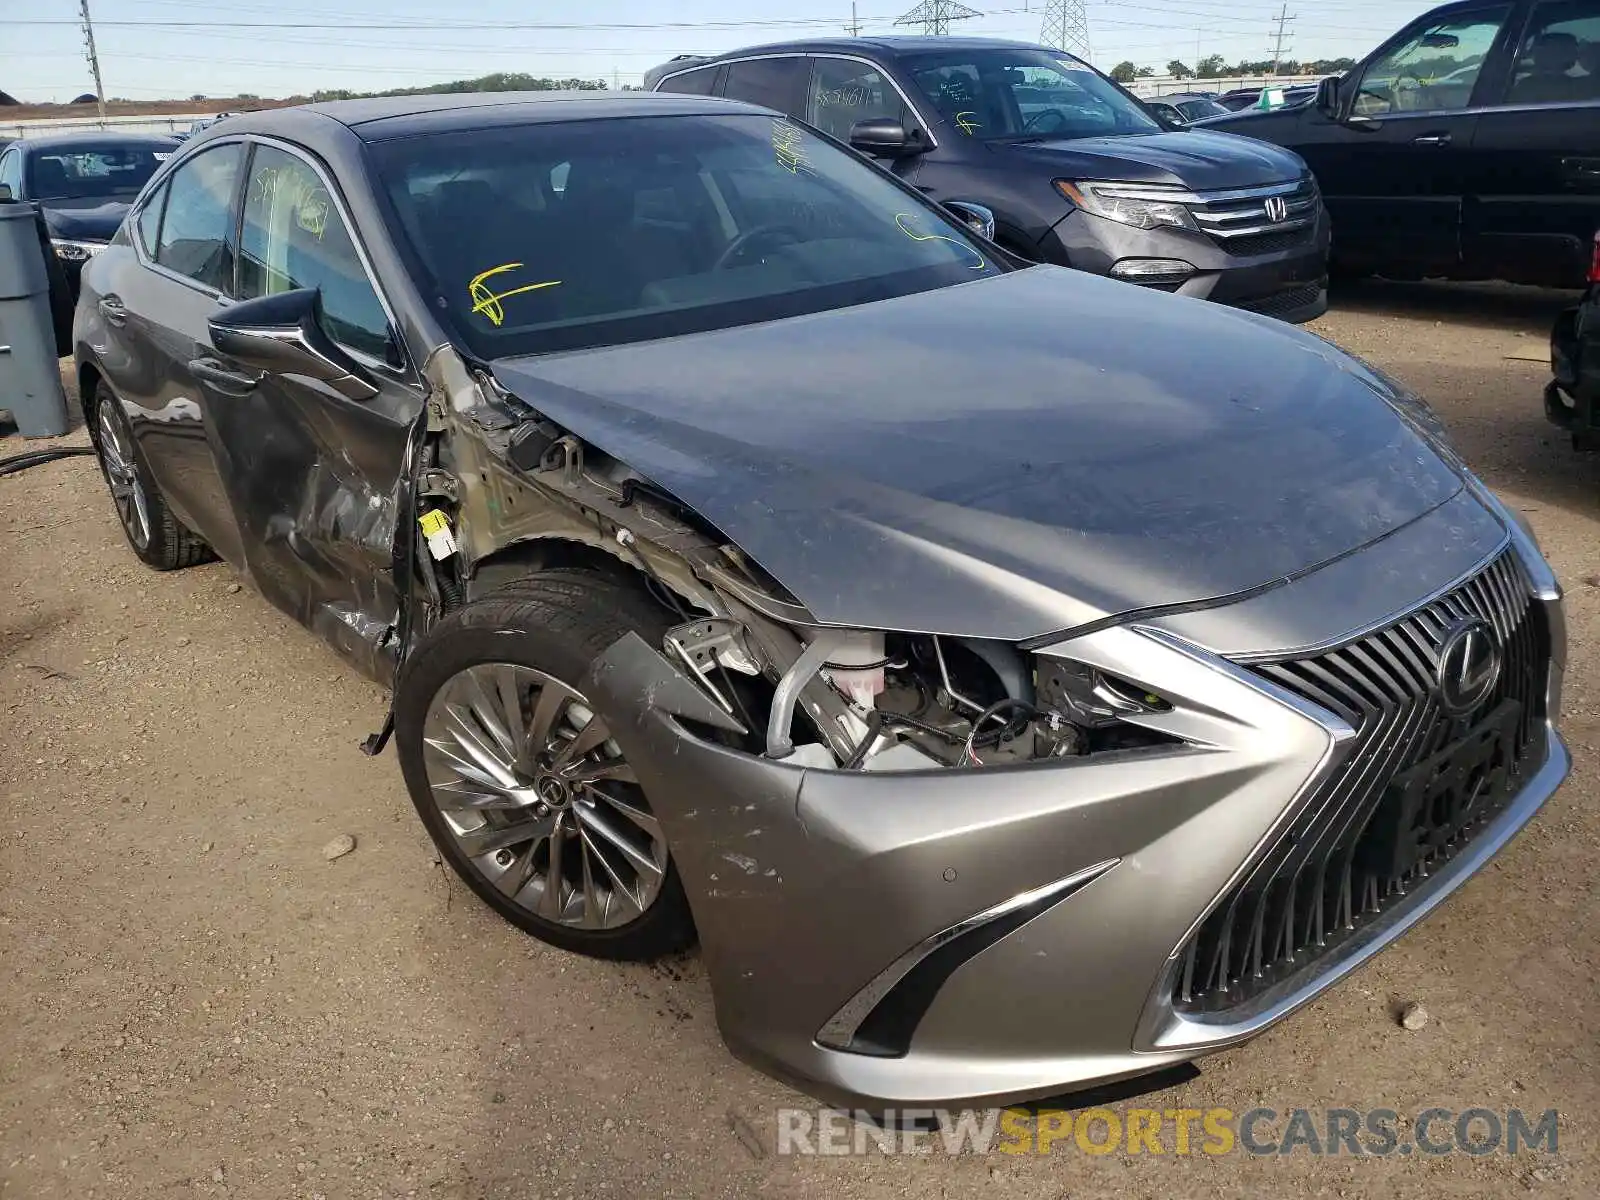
2,280 -> 1597,1199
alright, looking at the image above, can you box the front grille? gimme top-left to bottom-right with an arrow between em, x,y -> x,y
1188,176 -> 1320,251
1222,227 -> 1316,258
1235,282 -> 1323,318
1171,550 -> 1550,1014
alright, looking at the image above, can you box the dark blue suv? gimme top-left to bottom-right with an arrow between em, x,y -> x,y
652,37 -> 1331,322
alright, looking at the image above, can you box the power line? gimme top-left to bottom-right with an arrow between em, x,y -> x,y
894,1 -> 983,36
1040,0 -> 1092,59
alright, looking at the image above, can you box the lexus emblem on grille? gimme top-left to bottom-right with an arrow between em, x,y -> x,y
1436,617 -> 1502,715
1263,195 -> 1290,223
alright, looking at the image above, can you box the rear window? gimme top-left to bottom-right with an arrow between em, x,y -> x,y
369,113 -> 1002,359
27,143 -> 169,201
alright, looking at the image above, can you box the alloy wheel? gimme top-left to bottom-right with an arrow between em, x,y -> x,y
421,663 -> 667,929
96,400 -> 151,550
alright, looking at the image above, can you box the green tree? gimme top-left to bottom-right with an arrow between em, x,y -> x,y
1166,59 -> 1193,79
1196,54 -> 1228,78
1136,66 -> 1155,78
1110,61 -> 1138,83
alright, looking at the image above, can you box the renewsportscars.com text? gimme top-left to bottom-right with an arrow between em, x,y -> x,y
776,1106 -> 1560,1157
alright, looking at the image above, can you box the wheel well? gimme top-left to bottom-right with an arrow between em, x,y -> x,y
77,362 -> 103,435
994,231 -> 1042,264
468,537 -> 667,605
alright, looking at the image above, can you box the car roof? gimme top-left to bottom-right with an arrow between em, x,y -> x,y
222,90 -> 771,142
16,131 -> 180,152
666,35 -> 1061,66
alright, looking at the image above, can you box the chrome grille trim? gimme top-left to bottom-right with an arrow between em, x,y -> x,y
1188,176 -> 1321,243
1170,549 -> 1549,1014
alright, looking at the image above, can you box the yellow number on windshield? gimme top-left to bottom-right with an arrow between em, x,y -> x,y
468,263 -> 562,327
894,213 -> 986,270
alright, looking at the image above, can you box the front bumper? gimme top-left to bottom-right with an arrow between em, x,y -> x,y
1042,206 -> 1330,323
583,542 -> 1566,1110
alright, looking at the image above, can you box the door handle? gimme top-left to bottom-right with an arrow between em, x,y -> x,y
97,295 -> 127,326
1412,133 -> 1452,147
188,357 -> 261,394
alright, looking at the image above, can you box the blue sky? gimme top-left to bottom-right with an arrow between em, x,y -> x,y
3,0 -> 1440,104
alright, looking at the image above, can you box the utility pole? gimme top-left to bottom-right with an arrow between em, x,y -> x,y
894,0 -> 981,37
1270,4 -> 1296,75
845,2 -> 863,36
79,0 -> 108,128
1040,0 -> 1092,61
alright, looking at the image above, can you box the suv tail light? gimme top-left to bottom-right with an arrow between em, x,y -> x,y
1590,230 -> 1600,284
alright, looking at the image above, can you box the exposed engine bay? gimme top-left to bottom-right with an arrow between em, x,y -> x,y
409,348 -> 1180,773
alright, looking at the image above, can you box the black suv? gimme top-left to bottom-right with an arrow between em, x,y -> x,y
654,37 -> 1331,322
1208,0 -> 1600,288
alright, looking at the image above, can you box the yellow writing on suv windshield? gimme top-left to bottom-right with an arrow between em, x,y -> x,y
468,263 -> 562,327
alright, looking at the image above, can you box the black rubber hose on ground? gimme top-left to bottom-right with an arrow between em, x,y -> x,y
0,446 -> 97,477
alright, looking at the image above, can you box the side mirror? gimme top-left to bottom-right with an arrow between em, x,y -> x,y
208,287 -> 378,401
1314,75 -> 1341,117
849,118 -> 919,158
943,201 -> 996,241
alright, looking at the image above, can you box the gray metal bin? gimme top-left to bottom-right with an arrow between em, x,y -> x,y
0,200 -> 70,438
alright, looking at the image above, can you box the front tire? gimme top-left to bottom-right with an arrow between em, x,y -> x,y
394,571 -> 694,961
87,379 -> 214,571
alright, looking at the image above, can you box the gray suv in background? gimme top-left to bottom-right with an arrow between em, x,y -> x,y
654,37 -> 1332,321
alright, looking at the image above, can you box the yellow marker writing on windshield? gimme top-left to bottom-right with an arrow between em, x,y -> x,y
954,110 -> 981,135
468,263 -> 562,327
772,117 -> 810,174
894,213 -> 986,270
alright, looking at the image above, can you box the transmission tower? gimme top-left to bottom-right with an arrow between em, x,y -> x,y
1040,0 -> 1092,61
894,0 -> 982,37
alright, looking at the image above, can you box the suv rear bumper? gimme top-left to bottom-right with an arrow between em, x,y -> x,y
1041,206 -> 1331,323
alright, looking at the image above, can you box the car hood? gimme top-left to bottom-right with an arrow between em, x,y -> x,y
491,267 -> 1465,642
1003,128 -> 1305,189
41,197 -> 132,242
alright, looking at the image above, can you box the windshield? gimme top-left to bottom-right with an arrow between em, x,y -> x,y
370,113 -> 1001,359
903,48 -> 1160,141
28,143 -> 168,201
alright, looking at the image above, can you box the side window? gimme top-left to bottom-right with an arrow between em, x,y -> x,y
1352,7 -> 1512,115
238,144 -> 391,361
0,150 -> 19,197
806,58 -> 913,140
1508,0 -> 1600,105
154,143 -> 242,291
0,149 -> 22,198
135,181 -> 169,255
658,65 -> 718,95
721,57 -> 807,114
912,63 -> 993,134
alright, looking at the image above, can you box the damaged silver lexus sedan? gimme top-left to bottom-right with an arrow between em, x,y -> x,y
74,92 -> 1568,1109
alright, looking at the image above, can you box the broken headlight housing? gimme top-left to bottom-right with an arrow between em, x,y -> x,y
748,625 -> 1181,773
